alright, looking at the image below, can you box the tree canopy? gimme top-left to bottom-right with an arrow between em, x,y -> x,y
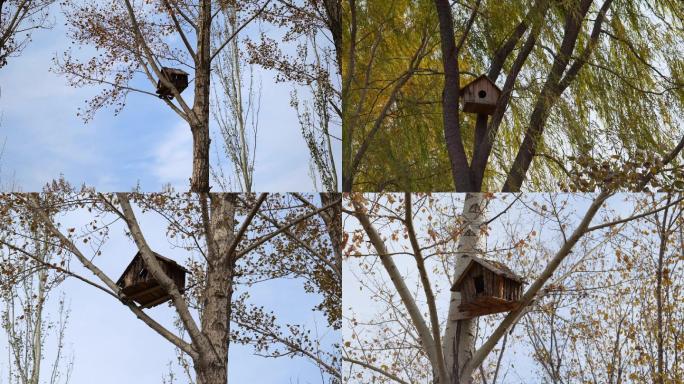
343,0 -> 684,192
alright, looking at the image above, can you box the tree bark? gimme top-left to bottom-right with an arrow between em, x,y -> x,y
191,123 -> 211,193
319,192 -> 342,274
433,0 -> 472,192
655,196 -> 670,384
321,0 -> 342,73
194,193 -> 237,384
190,0 -> 213,193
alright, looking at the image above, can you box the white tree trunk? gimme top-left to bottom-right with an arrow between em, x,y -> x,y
442,193 -> 487,384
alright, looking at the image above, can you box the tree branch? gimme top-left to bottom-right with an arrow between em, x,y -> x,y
343,356 -> 410,384
209,0 -> 271,62
224,193 -> 267,263
235,196 -> 341,258
405,193 -> 447,383
116,192 -> 209,360
351,197 -> 441,374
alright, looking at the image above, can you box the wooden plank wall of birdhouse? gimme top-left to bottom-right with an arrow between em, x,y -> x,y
468,78 -> 498,105
157,259 -> 185,291
120,255 -> 146,289
461,277 -> 473,303
459,265 -> 473,303
170,265 -> 186,292
482,266 -> 491,296
461,263 -> 485,303
461,265 -> 524,304
502,278 -> 520,302
509,280 -> 523,301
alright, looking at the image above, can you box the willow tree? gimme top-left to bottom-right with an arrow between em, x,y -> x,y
0,189 -> 341,384
343,0 -> 684,192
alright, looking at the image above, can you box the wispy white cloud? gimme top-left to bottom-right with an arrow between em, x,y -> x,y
150,121 -> 192,189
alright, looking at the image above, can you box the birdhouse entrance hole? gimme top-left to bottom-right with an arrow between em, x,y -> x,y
478,90 -> 487,98
474,275 -> 485,294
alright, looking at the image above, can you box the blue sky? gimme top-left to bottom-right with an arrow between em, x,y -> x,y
0,199 -> 338,383
0,3 -> 341,192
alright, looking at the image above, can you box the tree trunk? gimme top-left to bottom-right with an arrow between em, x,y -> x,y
191,124 -> 211,193
195,193 -> 237,384
319,192 -> 342,274
321,0 -> 342,73
655,200 -> 670,384
342,174 -> 352,192
433,0 -> 473,192
442,193 -> 486,384
29,267 -> 47,384
191,0 -> 213,193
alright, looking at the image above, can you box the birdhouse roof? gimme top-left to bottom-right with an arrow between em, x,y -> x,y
161,67 -> 189,76
116,251 -> 189,286
452,255 -> 524,290
460,74 -> 501,94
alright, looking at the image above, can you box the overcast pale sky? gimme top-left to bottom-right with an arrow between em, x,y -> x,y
0,199 -> 338,383
0,3 -> 340,192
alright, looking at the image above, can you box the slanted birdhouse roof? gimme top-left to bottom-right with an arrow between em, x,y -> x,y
116,251 -> 189,287
460,74 -> 501,94
161,67 -> 189,76
452,255 -> 524,291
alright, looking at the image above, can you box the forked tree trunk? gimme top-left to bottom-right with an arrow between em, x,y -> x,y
442,193 -> 486,384
195,193 -> 237,384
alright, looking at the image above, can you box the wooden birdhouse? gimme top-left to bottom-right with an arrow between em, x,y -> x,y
450,256 -> 524,320
156,67 -> 189,100
460,75 -> 501,115
116,251 -> 188,308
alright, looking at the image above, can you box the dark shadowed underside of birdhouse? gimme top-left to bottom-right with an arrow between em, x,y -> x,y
156,67 -> 189,100
451,256 -> 524,319
116,251 -> 188,308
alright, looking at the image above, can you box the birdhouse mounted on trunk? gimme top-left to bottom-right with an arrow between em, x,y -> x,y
156,67 -> 189,100
116,251 -> 188,308
450,256 -> 524,320
460,75 -> 501,115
